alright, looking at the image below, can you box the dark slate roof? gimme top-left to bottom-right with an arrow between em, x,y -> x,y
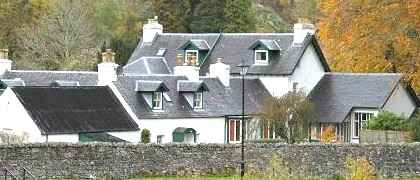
178,39 -> 210,50
0,78 -> 25,87
310,73 -> 403,123
51,80 -> 80,86
1,70 -> 98,86
177,80 -> 209,92
12,86 -> 139,135
127,33 -> 330,76
249,39 -> 281,50
113,75 -> 271,119
123,57 -> 171,75
135,80 -> 169,92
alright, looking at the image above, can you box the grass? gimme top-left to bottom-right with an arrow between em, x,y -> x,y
129,176 -> 420,180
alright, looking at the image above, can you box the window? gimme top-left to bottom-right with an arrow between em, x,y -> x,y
254,50 -> 268,65
193,92 -> 203,109
292,82 -> 298,92
229,119 -> 242,142
152,92 -> 163,109
353,112 -> 374,138
156,48 -> 166,56
185,50 -> 199,65
157,135 -> 164,144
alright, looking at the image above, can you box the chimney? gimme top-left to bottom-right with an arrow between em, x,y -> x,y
210,58 -> 231,87
174,53 -> 200,81
0,49 -> 12,76
142,16 -> 163,44
97,49 -> 119,85
293,21 -> 315,45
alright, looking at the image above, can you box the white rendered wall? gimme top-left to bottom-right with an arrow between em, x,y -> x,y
290,44 -> 325,94
383,84 -> 417,118
108,131 -> 141,143
140,118 -> 226,144
45,134 -> 79,143
0,88 -> 44,143
259,76 -> 290,97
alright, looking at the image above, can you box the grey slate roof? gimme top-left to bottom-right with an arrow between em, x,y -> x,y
12,86 -> 139,135
123,57 -> 171,75
0,78 -> 26,87
177,80 -> 209,92
310,73 -> 403,123
1,70 -> 98,86
249,39 -> 281,50
113,75 -> 271,119
127,33 -> 330,76
135,80 -> 169,92
178,39 -> 210,50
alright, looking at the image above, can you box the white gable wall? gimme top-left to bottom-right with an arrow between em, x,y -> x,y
0,88 -> 44,143
290,44 -> 325,94
258,76 -> 290,97
383,84 -> 417,118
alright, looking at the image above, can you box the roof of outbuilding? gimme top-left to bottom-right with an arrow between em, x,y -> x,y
113,75 -> 271,119
127,33 -> 330,76
309,73 -> 405,123
12,86 -> 139,135
1,70 -> 98,86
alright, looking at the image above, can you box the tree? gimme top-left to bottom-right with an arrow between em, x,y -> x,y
365,111 -> 408,131
141,129 -> 151,143
16,0 -> 98,70
317,0 -> 420,93
223,0 -> 256,32
151,0 -> 192,32
258,90 -> 314,143
188,0 -> 226,33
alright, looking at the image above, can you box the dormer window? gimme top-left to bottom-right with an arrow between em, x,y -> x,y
193,92 -> 203,109
255,50 -> 268,65
152,91 -> 163,110
185,50 -> 199,65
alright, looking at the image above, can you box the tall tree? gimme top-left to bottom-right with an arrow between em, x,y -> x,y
223,0 -> 256,32
151,0 -> 191,32
317,0 -> 420,93
189,0 -> 225,33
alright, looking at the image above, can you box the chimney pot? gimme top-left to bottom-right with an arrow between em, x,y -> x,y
98,49 -> 118,85
0,49 -> 9,59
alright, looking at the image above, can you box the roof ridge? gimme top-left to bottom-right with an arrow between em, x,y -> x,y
10,70 -> 97,74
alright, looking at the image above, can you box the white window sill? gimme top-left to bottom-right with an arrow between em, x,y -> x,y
254,61 -> 268,65
152,109 -> 164,113
193,108 -> 204,112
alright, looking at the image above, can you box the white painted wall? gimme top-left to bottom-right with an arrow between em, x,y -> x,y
258,76 -> 290,97
0,88 -> 44,143
46,134 -> 79,143
383,84 -> 417,118
290,44 -> 325,94
109,131 -> 141,143
140,117 -> 226,144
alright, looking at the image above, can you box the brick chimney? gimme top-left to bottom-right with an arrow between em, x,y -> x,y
0,49 -> 12,76
142,16 -> 163,44
97,49 -> 119,85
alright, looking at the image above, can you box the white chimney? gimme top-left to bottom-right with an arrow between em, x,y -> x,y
98,49 -> 119,85
0,49 -> 12,76
173,53 -> 200,81
293,23 -> 315,45
210,58 -> 231,87
142,16 -> 163,44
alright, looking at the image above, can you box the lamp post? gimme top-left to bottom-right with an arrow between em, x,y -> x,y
236,63 -> 249,178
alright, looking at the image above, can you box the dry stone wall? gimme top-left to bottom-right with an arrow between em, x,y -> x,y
0,143 -> 420,179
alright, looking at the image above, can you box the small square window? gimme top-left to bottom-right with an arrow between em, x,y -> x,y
185,50 -> 199,66
156,48 -> 166,56
152,92 -> 163,109
193,92 -> 203,109
255,50 -> 268,65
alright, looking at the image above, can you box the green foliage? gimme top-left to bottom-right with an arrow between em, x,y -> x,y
254,3 -> 289,33
365,111 -> 408,131
189,0 -> 226,33
141,129 -> 151,143
409,112 -> 420,141
223,0 -> 256,32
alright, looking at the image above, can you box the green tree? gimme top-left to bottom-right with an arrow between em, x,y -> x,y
365,111 -> 408,131
223,0 -> 256,32
151,0 -> 191,32
189,0 -> 225,33
141,129 -> 151,143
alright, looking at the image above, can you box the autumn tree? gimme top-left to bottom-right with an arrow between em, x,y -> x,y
258,90 -> 314,143
317,0 -> 420,93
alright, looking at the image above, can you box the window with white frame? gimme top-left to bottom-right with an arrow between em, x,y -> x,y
157,135 -> 164,144
229,119 -> 242,142
185,50 -> 199,65
353,112 -> 374,138
254,50 -> 268,65
193,92 -> 203,109
152,92 -> 163,110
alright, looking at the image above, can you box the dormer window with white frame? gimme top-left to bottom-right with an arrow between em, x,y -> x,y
254,50 -> 268,65
185,50 -> 199,66
193,92 -> 203,109
152,91 -> 163,110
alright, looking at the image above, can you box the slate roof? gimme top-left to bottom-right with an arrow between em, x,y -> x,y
177,80 -> 209,92
127,33 -> 330,76
123,57 -> 171,75
113,75 -> 271,119
135,80 -> 169,92
249,39 -> 281,50
0,78 -> 26,87
310,73 -> 406,123
1,70 -> 98,86
178,39 -> 210,50
12,86 -> 139,135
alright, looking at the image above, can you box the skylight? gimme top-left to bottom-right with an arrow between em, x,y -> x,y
156,48 -> 166,56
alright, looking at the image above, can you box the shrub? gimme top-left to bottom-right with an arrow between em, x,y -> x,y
140,129 -> 151,143
410,112 -> 420,141
365,111 -> 408,131
321,125 -> 336,143
345,156 -> 376,180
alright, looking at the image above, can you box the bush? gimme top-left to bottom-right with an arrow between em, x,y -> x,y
321,125 -> 336,143
345,156 -> 376,180
410,112 -> 420,141
365,111 -> 408,131
141,129 -> 151,143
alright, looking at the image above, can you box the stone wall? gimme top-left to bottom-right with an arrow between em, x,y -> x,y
0,143 -> 420,179
360,130 -> 409,144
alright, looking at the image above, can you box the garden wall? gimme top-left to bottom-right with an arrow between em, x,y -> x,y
360,130 -> 409,144
0,143 -> 420,179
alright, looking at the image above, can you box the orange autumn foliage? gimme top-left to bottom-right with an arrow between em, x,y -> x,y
317,0 -> 420,93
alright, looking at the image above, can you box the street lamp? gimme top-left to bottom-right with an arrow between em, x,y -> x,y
236,63 -> 249,178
